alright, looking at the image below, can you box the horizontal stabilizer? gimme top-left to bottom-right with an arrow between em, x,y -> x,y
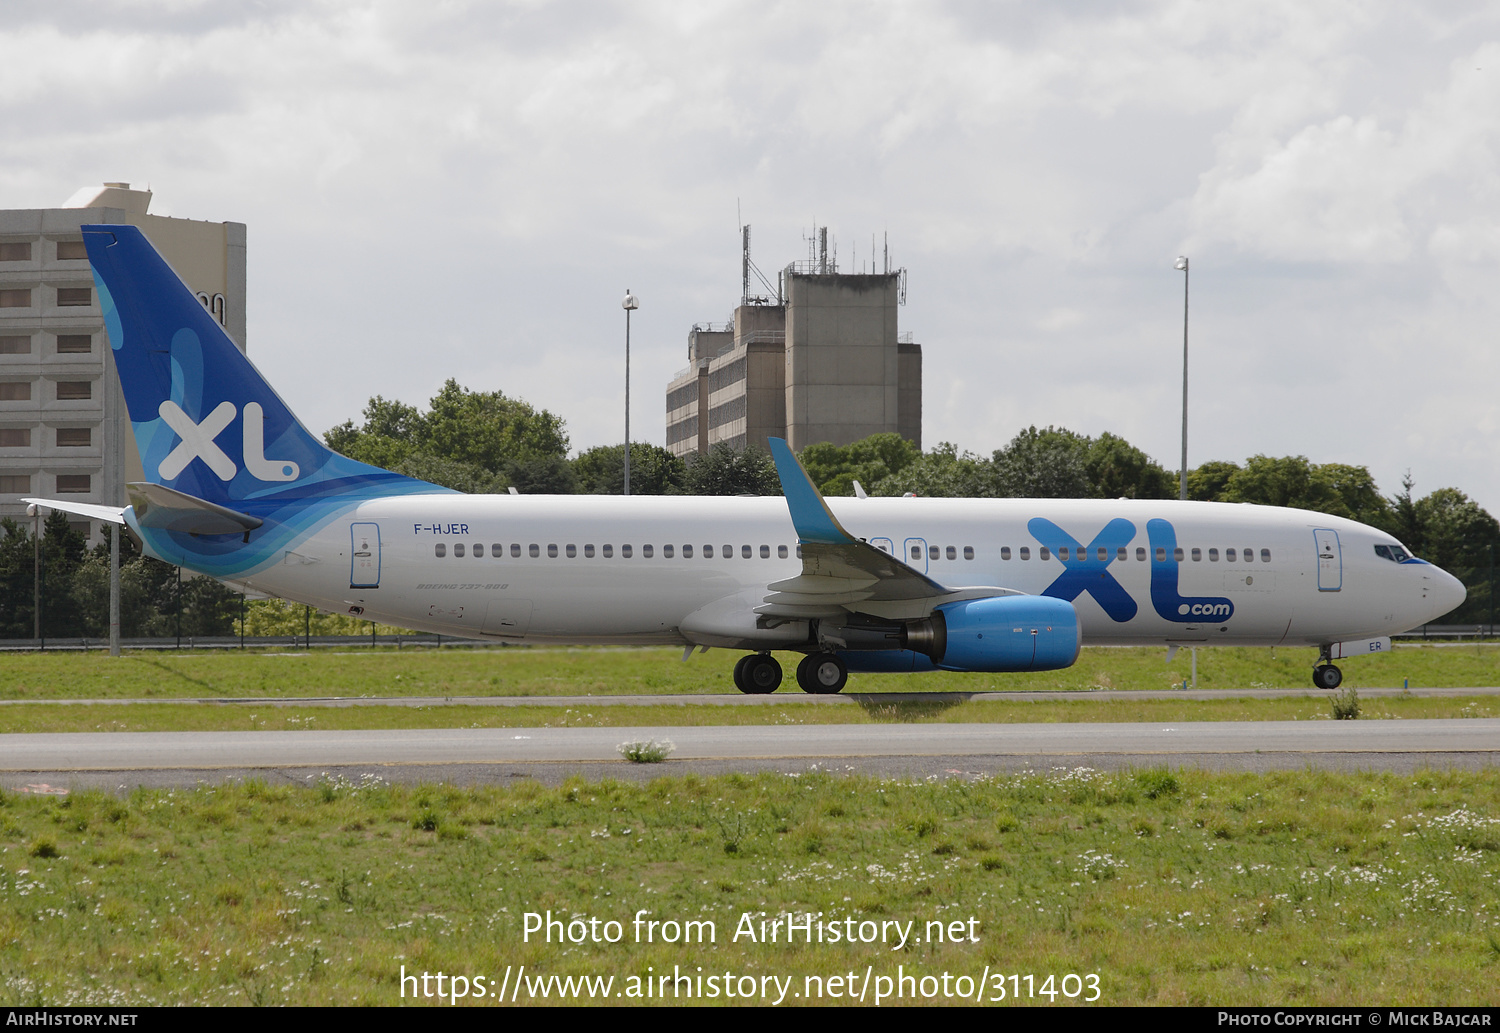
127,482 -> 264,537
22,498 -> 126,525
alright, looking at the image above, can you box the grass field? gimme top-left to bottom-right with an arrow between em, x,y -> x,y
0,768 -> 1495,1007
3,642 -> 1500,702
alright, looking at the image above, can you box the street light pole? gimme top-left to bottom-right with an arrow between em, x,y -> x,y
622,289 -> 639,496
1175,255 -> 1189,502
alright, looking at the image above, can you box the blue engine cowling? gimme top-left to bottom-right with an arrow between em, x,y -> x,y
840,595 -> 1081,673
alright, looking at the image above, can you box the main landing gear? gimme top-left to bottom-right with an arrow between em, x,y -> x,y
1313,645 -> 1343,690
796,653 -> 848,695
733,653 -> 782,694
731,652 -> 849,694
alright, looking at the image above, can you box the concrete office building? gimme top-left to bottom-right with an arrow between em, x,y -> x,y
0,184 -> 246,544
666,227 -> 921,458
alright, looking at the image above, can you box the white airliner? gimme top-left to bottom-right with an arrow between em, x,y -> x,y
25,225 -> 1466,694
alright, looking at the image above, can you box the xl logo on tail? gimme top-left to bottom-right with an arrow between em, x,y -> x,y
157,401 -> 300,482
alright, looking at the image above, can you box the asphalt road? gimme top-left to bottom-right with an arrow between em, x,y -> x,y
4,718 -> 1497,790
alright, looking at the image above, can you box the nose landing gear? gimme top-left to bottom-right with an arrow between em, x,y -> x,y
1313,645 -> 1343,689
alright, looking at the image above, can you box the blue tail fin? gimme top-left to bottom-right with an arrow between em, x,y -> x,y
83,224 -> 439,508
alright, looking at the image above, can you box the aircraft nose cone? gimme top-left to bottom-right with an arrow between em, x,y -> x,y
1430,566 -> 1467,619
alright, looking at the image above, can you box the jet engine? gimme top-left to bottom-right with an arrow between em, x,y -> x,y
831,595 -> 1081,673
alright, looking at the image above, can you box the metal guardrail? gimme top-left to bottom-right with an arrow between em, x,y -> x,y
0,634 -> 521,652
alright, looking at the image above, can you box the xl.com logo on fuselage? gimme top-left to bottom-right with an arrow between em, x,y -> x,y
1032,516 -> 1235,624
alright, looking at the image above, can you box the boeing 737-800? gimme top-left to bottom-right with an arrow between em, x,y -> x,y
24,225 -> 1466,694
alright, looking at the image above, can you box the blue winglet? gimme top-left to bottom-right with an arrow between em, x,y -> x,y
768,437 -> 855,545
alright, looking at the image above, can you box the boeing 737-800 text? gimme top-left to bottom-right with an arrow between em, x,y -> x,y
23,225 -> 1466,694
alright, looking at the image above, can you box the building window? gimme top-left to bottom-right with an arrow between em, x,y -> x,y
56,241 -> 87,261
56,335 -> 91,353
0,428 -> 28,447
56,428 -> 89,447
0,243 -> 31,262
56,287 -> 91,307
0,289 -> 32,308
56,381 -> 91,400
0,382 -> 31,401
0,474 -> 29,492
56,474 -> 90,493
0,336 -> 30,354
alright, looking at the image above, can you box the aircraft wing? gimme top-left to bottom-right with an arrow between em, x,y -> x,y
760,438 -> 1019,620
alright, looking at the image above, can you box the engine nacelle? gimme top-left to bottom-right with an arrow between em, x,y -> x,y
838,595 -> 1081,674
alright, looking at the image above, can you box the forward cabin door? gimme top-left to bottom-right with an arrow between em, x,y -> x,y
1314,528 -> 1342,591
350,523 -> 381,589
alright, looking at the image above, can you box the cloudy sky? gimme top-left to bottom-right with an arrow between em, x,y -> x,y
5,1 -> 1499,510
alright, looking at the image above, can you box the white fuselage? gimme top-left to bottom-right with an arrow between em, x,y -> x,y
228,493 -> 1464,651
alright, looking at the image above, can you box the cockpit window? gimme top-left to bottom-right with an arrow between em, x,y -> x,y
1374,544 -> 1412,563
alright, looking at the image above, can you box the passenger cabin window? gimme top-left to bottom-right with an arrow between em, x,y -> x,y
682,544 -> 693,558
529,544 -> 539,557
1226,548 -> 1237,562
642,544 -> 653,558
760,545 -> 770,558
1208,548 -> 1218,561
946,546 -> 956,560
929,545 -> 940,560
1039,546 -> 1050,560
741,545 -> 751,558
547,544 -> 558,558
622,545 -> 632,558
910,545 -> 921,560
1174,548 -> 1185,562
511,544 -> 521,557
1019,547 -> 1030,560
778,545 -> 789,558
1260,548 -> 1271,562
1155,547 -> 1166,562
585,544 -> 595,558
704,545 -> 714,557
603,544 -> 614,558
473,543 -> 483,557
1137,547 -> 1146,561
1001,546 -> 1011,560
1191,548 -> 1201,561
662,544 -> 674,558
454,543 -> 465,557
964,546 -> 974,560
723,544 -> 732,558
434,543 -> 446,558
1058,546 -> 1069,561
566,544 -> 577,558
1243,546 -> 1253,561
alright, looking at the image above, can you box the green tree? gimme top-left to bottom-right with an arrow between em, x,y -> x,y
873,442 -> 994,497
798,433 -> 921,497
1085,433 -> 1175,500
991,426 -> 1092,498
685,443 -> 781,496
323,381 -> 571,493
0,518 -> 36,638
574,443 -> 687,495
1186,460 -> 1240,502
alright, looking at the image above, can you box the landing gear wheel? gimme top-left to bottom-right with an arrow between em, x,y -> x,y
797,652 -> 848,694
1313,664 -> 1343,690
734,653 -> 782,694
